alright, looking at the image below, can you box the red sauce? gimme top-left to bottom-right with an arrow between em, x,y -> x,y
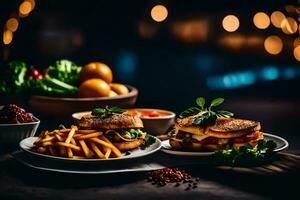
127,109 -> 172,118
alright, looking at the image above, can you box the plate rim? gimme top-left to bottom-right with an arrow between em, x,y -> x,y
161,132 -> 289,156
20,135 -> 161,162
14,156 -> 165,174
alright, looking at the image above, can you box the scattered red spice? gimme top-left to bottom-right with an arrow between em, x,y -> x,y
147,168 -> 200,190
0,104 -> 36,124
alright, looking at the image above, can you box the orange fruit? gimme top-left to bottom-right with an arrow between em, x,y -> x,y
79,79 -> 110,98
110,83 -> 129,95
79,62 -> 113,83
109,90 -> 118,97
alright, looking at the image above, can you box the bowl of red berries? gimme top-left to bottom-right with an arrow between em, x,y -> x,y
0,104 -> 40,146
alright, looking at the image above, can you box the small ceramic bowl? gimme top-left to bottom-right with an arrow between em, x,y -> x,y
72,108 -> 176,135
127,108 -> 175,135
0,116 -> 40,147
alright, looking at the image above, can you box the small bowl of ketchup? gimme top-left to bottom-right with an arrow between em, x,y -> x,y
127,108 -> 175,135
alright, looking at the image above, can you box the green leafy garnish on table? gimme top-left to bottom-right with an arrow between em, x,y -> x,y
92,106 -> 127,117
212,140 -> 277,166
179,97 -> 234,126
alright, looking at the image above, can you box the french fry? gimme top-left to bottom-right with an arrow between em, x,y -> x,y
100,135 -> 113,158
72,156 -> 86,159
57,142 -> 81,151
65,126 -> 77,158
41,141 -> 54,147
78,140 -> 93,158
75,132 -> 102,140
76,130 -> 98,134
34,126 -> 125,159
40,136 -> 55,143
55,133 -> 64,142
89,142 -> 106,159
89,138 -> 122,157
67,147 -> 73,158
70,138 -> 77,145
104,148 -> 112,159
65,126 -> 77,143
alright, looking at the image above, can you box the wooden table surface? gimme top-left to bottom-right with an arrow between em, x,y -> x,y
1,149 -> 300,200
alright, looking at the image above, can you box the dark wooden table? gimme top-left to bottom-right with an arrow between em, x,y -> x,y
1,149 -> 300,200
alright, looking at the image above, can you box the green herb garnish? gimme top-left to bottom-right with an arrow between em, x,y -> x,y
141,135 -> 156,149
92,106 -> 127,117
212,139 -> 277,166
179,97 -> 234,126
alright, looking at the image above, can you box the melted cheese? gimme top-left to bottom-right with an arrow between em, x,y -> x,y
192,135 -> 209,142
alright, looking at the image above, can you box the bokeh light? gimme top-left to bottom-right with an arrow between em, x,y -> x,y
26,0 -> 35,10
19,1 -> 32,16
6,18 -> 19,32
281,17 -> 298,34
293,46 -> 300,62
253,12 -> 270,29
151,5 -> 168,22
222,15 -> 240,32
294,37 -> 300,47
271,11 -> 285,28
264,35 -> 283,55
3,30 -> 13,45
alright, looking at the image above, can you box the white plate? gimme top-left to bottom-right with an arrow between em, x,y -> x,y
20,135 -> 161,162
161,133 -> 289,157
13,150 -> 166,174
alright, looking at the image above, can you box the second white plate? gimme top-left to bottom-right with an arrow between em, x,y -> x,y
161,133 -> 289,157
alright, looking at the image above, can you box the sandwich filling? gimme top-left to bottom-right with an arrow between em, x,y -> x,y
169,117 -> 264,150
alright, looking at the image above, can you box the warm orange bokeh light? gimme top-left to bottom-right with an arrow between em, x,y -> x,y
6,18 -> 19,32
294,37 -> 300,47
281,17 -> 298,34
19,1 -> 32,16
151,5 -> 168,22
222,15 -> 239,32
294,46 -> 300,61
3,30 -> 13,45
253,12 -> 270,29
264,35 -> 283,55
271,11 -> 285,28
26,0 -> 35,10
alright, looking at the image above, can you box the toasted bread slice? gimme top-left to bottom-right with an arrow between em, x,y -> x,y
205,118 -> 260,138
175,116 -> 260,138
79,113 -> 144,129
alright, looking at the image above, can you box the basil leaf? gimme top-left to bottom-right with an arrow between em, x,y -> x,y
217,110 -> 234,118
192,115 -> 206,125
107,106 -> 127,114
196,97 -> 205,109
179,107 -> 201,118
210,98 -> 224,107
92,108 -> 106,116
192,112 -> 216,126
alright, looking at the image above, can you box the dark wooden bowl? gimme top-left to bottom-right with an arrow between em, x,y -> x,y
28,85 -> 138,117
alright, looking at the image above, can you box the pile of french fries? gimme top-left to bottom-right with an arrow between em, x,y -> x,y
34,125 -> 122,159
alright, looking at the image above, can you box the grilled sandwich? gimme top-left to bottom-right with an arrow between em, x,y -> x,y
79,112 -> 146,151
170,114 -> 263,151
